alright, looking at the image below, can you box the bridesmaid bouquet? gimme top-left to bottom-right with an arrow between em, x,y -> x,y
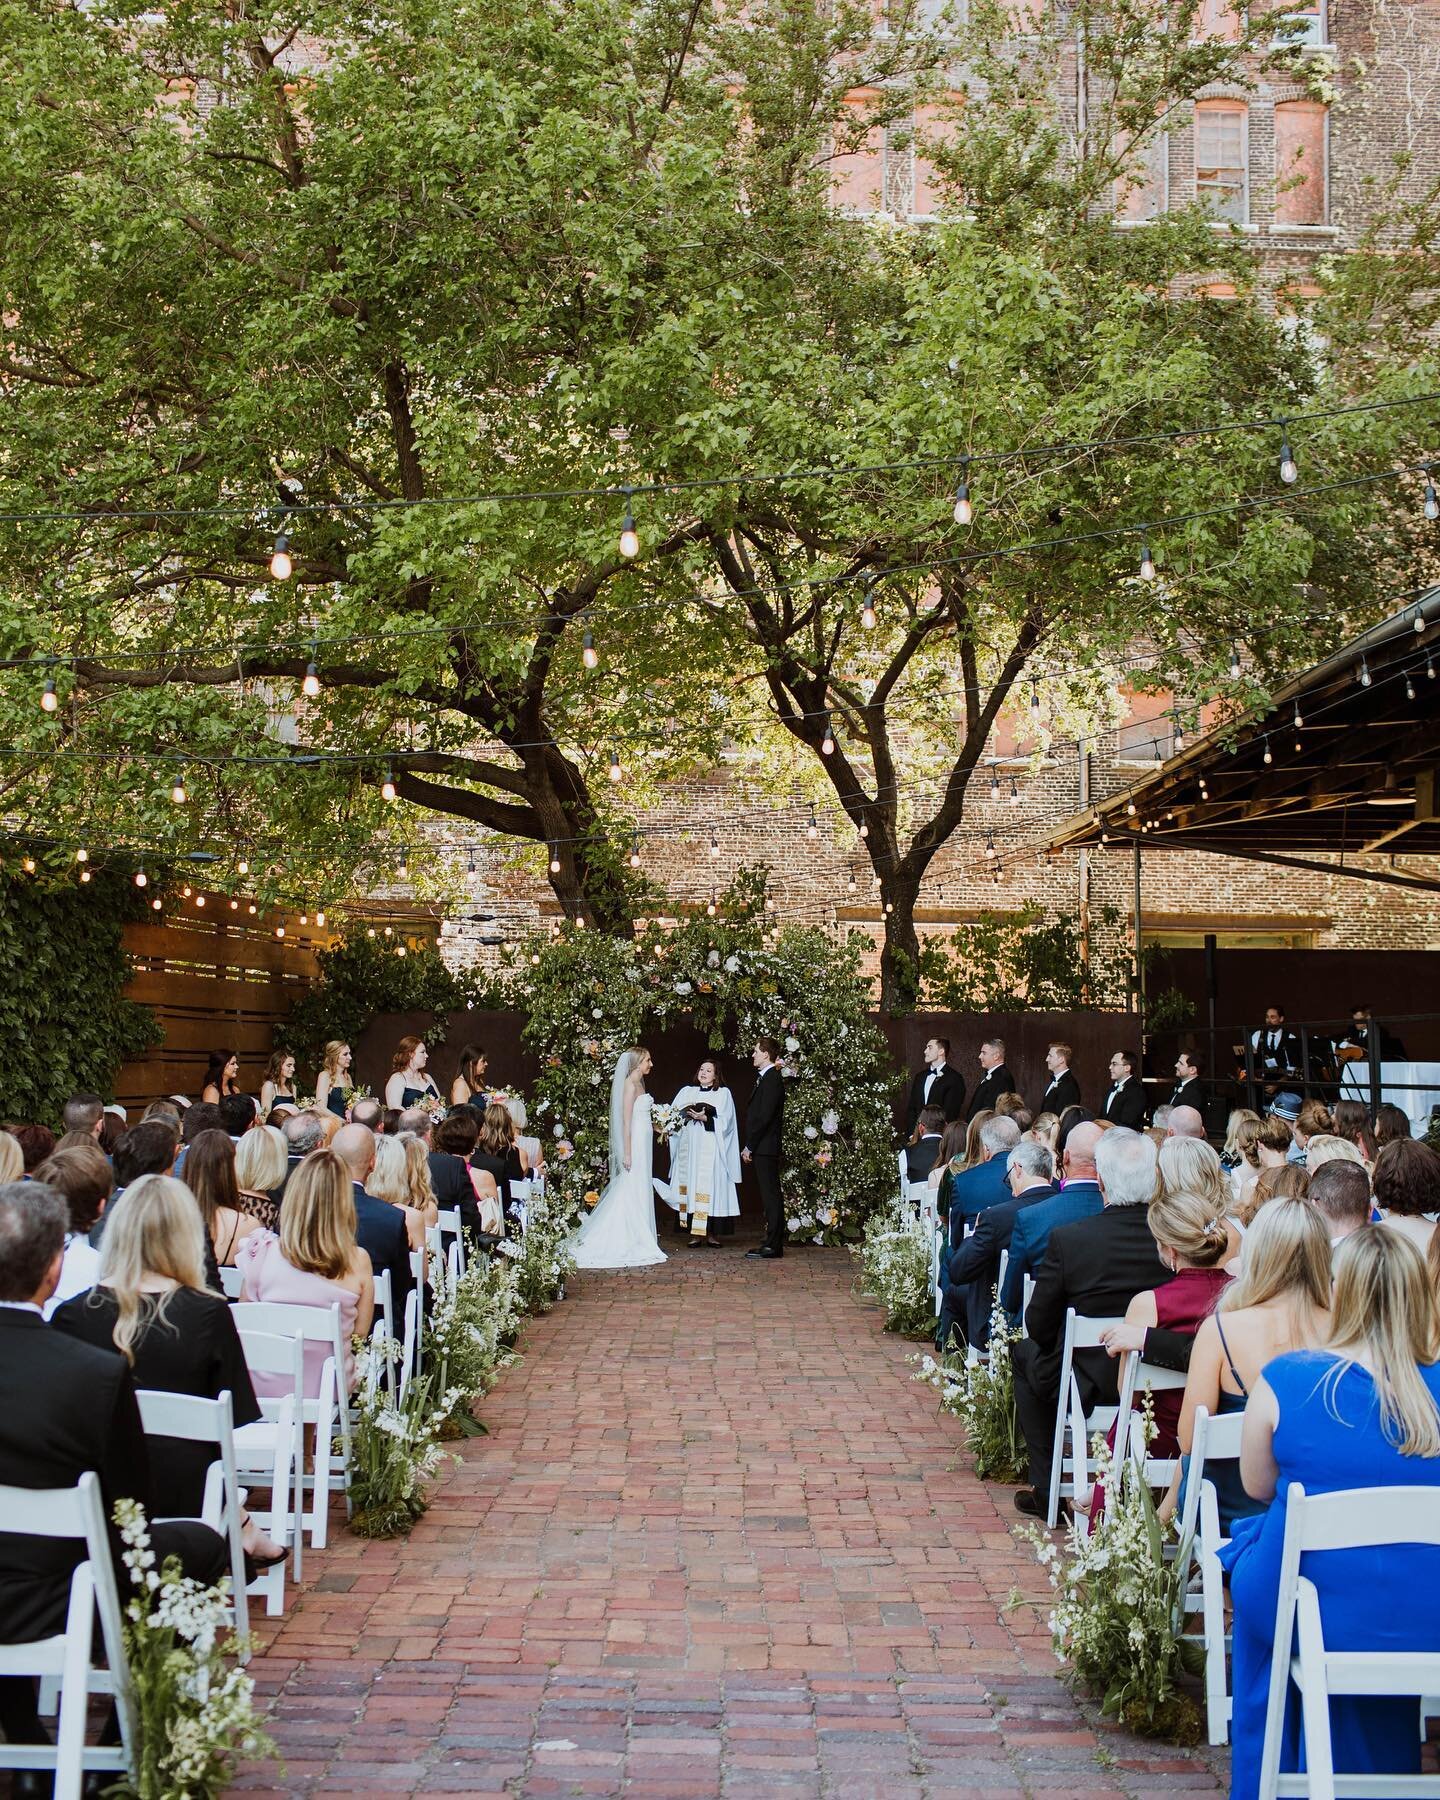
650,1102 -> 683,1142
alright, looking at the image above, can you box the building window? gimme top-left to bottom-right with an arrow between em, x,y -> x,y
1273,100 -> 1327,225
1272,0 -> 1328,47
1115,130 -> 1168,221
1195,103 -> 1248,223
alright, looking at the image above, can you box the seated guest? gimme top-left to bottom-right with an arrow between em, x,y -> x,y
1030,1112 -> 1059,1155
237,1150 -> 375,1396
1220,1107 -> 1262,1179
1094,1186 -> 1232,1468
184,1128 -> 262,1266
504,1097 -> 545,1179
0,1182 -> 228,1760
945,1116 -> 1022,1235
61,1093 -> 105,1140
176,1101 -> 222,1176
1100,1050 -> 1147,1129
966,1038 -> 1014,1120
382,1107 -> 402,1137
1037,1042 -> 1080,1117
929,1119 -> 969,1201
366,1134 -> 429,1253
431,1110 -> 491,1244
1166,1105 -> 1205,1141
1053,1105 -> 1093,1157
1000,1121 -> 1104,1317
234,1123 -> 288,1231
1011,1128 -> 1169,1519
350,1095 -> 383,1133
99,1109 -> 127,1158
1308,1158 -> 1372,1249
1332,1097 -> 1379,1168
279,1110 -> 325,1199
112,1117 -> 180,1201
49,1175 -> 282,1566
219,1092 -> 258,1141
905,1035 -> 967,1134
450,1042 -> 488,1112
1153,1136 -> 1241,1280
943,1139 -> 1055,1351
200,1048 -> 240,1105
904,1105 -> 947,1184
1376,1101 -> 1413,1148
1292,1098 -> 1334,1163
1169,1050 -> 1205,1114
329,1123 -> 414,1315
1373,1138 -> 1439,1256
470,1101 -> 529,1200
11,1124 -> 56,1173
1237,1160 -> 1310,1232
1223,1226 -> 1440,1796
34,1143 -> 112,1318
0,1130 -> 22,1186
1164,1195 -> 1331,1535
143,1098 -> 183,1127
1150,1106 -> 1173,1138
397,1133 -> 440,1226
1236,1115 -> 1292,1215
994,1098 -> 1032,1134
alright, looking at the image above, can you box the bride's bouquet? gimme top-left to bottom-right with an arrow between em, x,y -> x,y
650,1102 -> 684,1142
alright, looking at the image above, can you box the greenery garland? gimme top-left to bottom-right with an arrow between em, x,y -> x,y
500,872 -> 898,1245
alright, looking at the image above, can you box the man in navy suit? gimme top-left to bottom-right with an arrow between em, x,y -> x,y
332,1124 -> 415,1317
936,1116 -> 1021,1348
943,1138 -> 1055,1351
1000,1120 -> 1103,1319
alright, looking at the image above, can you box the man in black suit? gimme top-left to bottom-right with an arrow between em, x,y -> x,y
1250,1005 -> 1303,1089
904,1106 -> 947,1184
904,1036 -> 966,1136
1338,1005 -> 1407,1063
276,1109 -> 325,1211
0,1181 -> 227,1774
332,1123 -> 415,1314
1169,1050 -> 1206,1115
942,1137 -> 1055,1351
1010,1129 -> 1172,1518
743,1037 -> 786,1259
1037,1042 -> 1081,1117
1101,1050 -> 1147,1129
966,1038 -> 1016,1120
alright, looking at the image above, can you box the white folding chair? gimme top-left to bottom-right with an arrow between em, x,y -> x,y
232,1324 -> 304,1591
896,1148 -> 909,1199
233,1300 -> 350,1548
1259,1482 -> 1440,1798
507,1178 -> 531,1231
218,1265 -> 244,1299
0,1472 -> 136,1799
1115,1351 -> 1190,1491
1180,1405 -> 1247,1745
1046,1309 -> 1126,1527
134,1388 -> 251,1652
435,1207 -> 467,1277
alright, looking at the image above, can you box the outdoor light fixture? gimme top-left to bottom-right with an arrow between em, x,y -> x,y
40,678 -> 58,713
608,748 -> 622,783
1139,542 -> 1156,582
618,494 -> 639,559
269,529 -> 293,581
861,581 -> 877,630
952,459 -> 972,526
381,765 -> 398,800
1278,426 -> 1298,485
582,629 -> 598,669
302,655 -> 321,698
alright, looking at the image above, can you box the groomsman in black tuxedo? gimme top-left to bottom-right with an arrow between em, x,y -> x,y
1169,1050 -> 1206,1115
904,1036 -> 966,1136
966,1038 -> 1016,1120
1101,1050 -> 1147,1128
1037,1042 -> 1081,1117
743,1038 -> 787,1260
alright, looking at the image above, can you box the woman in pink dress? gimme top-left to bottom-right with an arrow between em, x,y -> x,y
237,1149 -> 374,1398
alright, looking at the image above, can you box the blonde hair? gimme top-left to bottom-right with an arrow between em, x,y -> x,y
321,1041 -> 349,1078
1304,1133 -> 1366,1173
1159,1136 -> 1230,1222
94,1174 -> 211,1362
279,1151 -> 356,1281
1329,1227 -> 1440,1457
1031,1112 -> 1058,1148
1222,1196 -> 1332,1316
234,1123 -> 288,1193
1147,1186 -> 1232,1268
0,1131 -> 23,1186
1238,1160 -> 1310,1227
956,1110 -> 994,1174
1223,1108 -> 1263,1162
318,1112 -> 341,1146
365,1134 -> 411,1208
397,1133 -> 436,1209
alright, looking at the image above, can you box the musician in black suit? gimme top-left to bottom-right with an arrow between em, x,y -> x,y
904,1037 -> 967,1135
1169,1050 -> 1206,1115
1250,1005 -> 1303,1086
966,1038 -> 1017,1120
1337,1005 -> 1407,1064
0,1181 -> 227,1767
743,1038 -> 787,1259
1010,1130 -> 1172,1517
1037,1042 -> 1081,1117
1101,1050 -> 1147,1129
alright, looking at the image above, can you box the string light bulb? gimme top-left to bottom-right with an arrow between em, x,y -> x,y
1417,611 -> 1428,634
1139,541 -> 1156,582
1358,656 -> 1372,688
237,858 -> 249,876
1425,479 -> 1439,522
706,890 -> 717,917
952,458 -> 973,527
984,833 -> 996,858
247,903 -> 257,915
858,820 -> 868,839
1229,648 -> 1242,681
315,908 -> 326,927
1174,722 -> 1185,752
549,845 -> 562,874
75,849 -> 88,864
628,835 -> 641,869
1008,776 -> 1020,806
861,581 -> 877,630
302,655 -> 321,698
1262,735 -> 1273,765
846,870 -> 857,894
1293,701 -> 1303,729
708,831 -> 719,858
1406,671 -> 1417,701
1029,680 -> 1040,714
194,893 -> 205,907
582,629 -> 598,670
134,867 -> 147,889
1278,426 -> 1298,485
381,764 -> 398,801
397,856 -> 409,880
269,529 -> 293,581
821,718 -> 835,757
152,896 -> 163,911
618,493 -> 639,559
40,677 -> 58,713
79,868 -> 91,883
22,856 -> 35,874
1428,652 -> 1437,681
990,767 -> 1001,802
275,924 -> 285,938
608,748 -> 622,783
806,806 -> 819,841
170,778 -> 187,805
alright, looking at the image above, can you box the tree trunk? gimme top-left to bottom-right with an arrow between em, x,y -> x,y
877,868 -> 924,1015
520,743 -> 635,938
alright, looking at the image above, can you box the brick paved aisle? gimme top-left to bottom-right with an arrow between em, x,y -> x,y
237,1242 -> 1228,1798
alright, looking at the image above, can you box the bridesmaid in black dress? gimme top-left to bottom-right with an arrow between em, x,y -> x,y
260,1048 -> 298,1120
384,1035 -> 441,1112
200,1048 -> 240,1105
314,1040 -> 353,1121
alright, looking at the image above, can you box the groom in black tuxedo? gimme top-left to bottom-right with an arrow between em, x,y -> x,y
743,1037 -> 786,1259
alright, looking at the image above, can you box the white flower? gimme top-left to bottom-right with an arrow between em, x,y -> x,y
707,950 -> 721,967
674,980 -> 692,994
803,1124 -> 818,1140
592,1007 -> 604,1018
723,955 -> 740,973
553,1122 -> 566,1138
787,1217 -> 800,1232
784,1036 -> 800,1053
821,1109 -> 840,1136
812,1234 -> 824,1244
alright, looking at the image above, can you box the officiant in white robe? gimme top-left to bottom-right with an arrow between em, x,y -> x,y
654,1061 -> 740,1243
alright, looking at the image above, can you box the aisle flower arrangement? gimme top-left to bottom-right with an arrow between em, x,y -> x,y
110,1499 -> 275,1798
498,1185 -> 579,1313
913,1296 -> 1028,1481
348,1336 -> 460,1537
1021,1407 -> 1204,1744
426,1250 -> 522,1435
504,871 -> 897,1245
853,1198 -> 934,1335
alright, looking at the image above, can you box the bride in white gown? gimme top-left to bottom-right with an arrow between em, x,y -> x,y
572,1047 -> 666,1270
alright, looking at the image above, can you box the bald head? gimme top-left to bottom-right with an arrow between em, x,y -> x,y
1062,1121 -> 1102,1178
1167,1106 -> 1205,1141
331,1123 -> 376,1185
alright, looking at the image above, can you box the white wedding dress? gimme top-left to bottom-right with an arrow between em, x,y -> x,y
573,1090 -> 666,1269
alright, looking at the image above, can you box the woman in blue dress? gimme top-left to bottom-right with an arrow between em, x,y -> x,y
1222,1225 -> 1440,1798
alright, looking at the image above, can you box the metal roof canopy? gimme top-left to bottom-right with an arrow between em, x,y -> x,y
1046,588 -> 1440,894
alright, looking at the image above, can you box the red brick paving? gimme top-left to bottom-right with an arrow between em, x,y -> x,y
235,1238 -> 1229,1796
